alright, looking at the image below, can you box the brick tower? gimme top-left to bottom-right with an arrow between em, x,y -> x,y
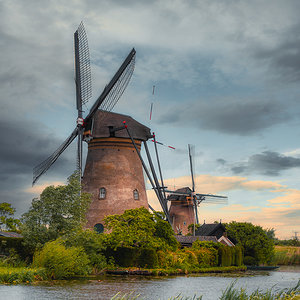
168,187 -> 195,235
83,111 -> 151,232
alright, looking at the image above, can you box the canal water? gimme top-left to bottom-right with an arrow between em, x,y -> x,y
0,267 -> 299,300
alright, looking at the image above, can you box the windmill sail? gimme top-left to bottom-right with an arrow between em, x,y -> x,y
84,48 -> 136,126
32,25 -> 136,186
74,22 -> 92,109
74,22 -> 92,179
33,128 -> 79,185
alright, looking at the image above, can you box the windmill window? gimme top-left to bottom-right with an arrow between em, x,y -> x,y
99,187 -> 106,199
133,189 -> 139,200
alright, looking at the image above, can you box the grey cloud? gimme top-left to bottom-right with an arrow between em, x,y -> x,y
231,151 -> 300,176
0,115 -> 75,215
253,23 -> 300,82
158,97 -> 290,135
217,159 -> 226,165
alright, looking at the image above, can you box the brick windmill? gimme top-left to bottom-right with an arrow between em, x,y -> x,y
33,23 -> 150,232
163,145 -> 227,235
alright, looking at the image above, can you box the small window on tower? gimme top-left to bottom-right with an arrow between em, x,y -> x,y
133,189 -> 139,200
99,187 -> 106,199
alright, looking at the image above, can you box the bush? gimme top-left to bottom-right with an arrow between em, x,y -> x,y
138,248 -> 158,268
63,229 -> 107,271
0,237 -> 29,260
243,256 -> 257,266
233,246 -> 243,266
0,267 -> 47,283
194,248 -> 218,267
33,239 -> 90,279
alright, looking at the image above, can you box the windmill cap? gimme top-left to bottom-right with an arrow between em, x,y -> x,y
91,110 -> 151,141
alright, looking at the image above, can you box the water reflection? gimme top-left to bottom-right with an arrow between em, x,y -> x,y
1,268 -> 299,300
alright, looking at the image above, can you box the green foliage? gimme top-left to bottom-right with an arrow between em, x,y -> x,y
104,207 -> 178,251
243,256 -> 257,266
63,229 -> 108,271
153,212 -> 178,250
0,266 -> 47,284
226,221 -> 274,265
275,238 -> 300,247
21,172 -> 91,254
0,202 -> 21,231
138,248 -> 158,268
33,239 -> 90,279
0,236 -> 28,260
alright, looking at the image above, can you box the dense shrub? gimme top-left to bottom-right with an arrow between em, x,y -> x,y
0,267 -> 47,283
0,237 -> 29,260
138,248 -> 158,268
194,248 -> 218,267
33,239 -> 90,279
63,229 -> 107,271
243,256 -> 257,266
108,246 -> 140,267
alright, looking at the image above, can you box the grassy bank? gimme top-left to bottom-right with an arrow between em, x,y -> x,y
106,266 -> 247,276
0,267 -> 47,284
274,246 -> 300,265
112,280 -> 300,300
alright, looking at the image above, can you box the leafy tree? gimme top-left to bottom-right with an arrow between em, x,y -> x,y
21,172 -> 91,254
63,229 -> 108,271
104,207 -> 178,251
0,202 -> 20,231
226,221 -> 274,265
264,228 -> 276,241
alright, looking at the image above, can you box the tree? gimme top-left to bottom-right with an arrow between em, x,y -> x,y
104,207 -> 178,251
226,221 -> 274,265
0,202 -> 20,231
21,172 -> 91,253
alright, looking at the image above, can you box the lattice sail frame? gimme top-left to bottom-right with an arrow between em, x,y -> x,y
76,22 -> 92,106
96,54 -> 136,125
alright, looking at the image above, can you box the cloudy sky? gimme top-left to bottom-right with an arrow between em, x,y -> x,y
1,0 -> 300,239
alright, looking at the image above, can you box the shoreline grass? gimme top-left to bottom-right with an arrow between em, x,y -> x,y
105,266 -> 247,276
0,267 -> 47,284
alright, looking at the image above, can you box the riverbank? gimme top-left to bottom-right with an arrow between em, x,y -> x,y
106,266 -> 246,276
0,266 -> 246,284
0,268 -> 299,299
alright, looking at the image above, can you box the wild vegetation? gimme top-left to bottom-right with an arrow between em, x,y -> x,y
274,246 -> 300,265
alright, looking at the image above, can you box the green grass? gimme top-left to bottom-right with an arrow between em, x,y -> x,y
274,246 -> 300,265
0,266 -> 47,284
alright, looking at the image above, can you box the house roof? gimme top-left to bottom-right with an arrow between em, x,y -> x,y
175,235 -> 218,245
0,231 -> 23,238
195,223 -> 226,236
218,236 -> 235,247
